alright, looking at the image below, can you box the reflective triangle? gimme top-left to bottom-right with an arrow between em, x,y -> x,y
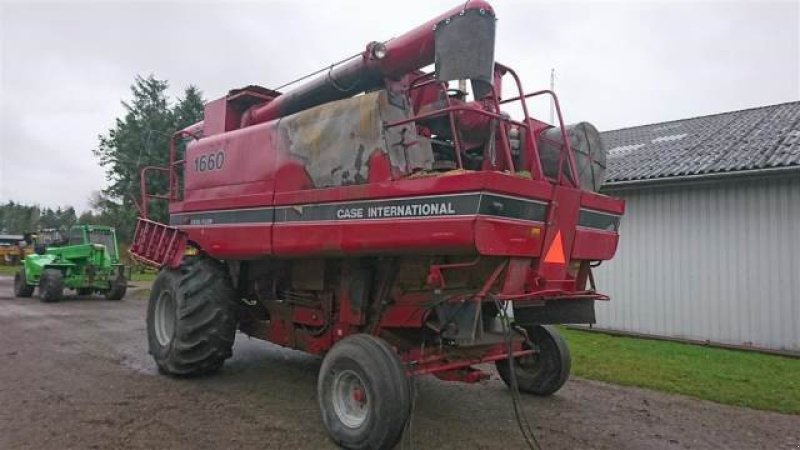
543,230 -> 566,264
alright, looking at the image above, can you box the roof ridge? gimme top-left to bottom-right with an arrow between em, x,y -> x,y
601,100 -> 800,134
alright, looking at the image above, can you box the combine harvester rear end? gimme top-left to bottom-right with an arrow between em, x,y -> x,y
131,2 -> 624,448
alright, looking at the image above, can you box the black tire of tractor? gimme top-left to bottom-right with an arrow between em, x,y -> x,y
13,269 -> 34,297
105,276 -> 127,301
146,257 -> 236,376
76,288 -> 94,296
318,334 -> 411,450
496,324 -> 572,396
39,269 -> 64,303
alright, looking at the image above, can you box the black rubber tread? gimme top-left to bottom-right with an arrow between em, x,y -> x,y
76,288 -> 94,296
105,275 -> 127,301
39,269 -> 64,303
14,269 -> 34,298
496,324 -> 571,396
146,257 -> 236,376
318,334 -> 411,450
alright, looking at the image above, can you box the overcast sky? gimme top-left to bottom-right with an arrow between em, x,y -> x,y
1,0 -> 798,212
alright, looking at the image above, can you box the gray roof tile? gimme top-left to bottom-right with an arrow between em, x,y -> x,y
601,101 -> 800,183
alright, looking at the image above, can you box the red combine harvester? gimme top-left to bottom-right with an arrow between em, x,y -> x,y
131,1 -> 623,448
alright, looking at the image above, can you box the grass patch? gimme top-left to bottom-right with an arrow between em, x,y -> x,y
562,327 -> 800,415
130,271 -> 157,283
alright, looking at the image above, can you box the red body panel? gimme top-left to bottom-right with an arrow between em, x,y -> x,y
172,164 -> 623,261
273,218 -> 476,257
272,171 -> 554,205
474,217 -> 544,256
181,224 -> 272,259
180,122 -> 278,211
572,229 -> 619,260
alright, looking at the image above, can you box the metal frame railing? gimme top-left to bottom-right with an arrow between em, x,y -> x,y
385,63 -> 580,187
138,129 -> 199,219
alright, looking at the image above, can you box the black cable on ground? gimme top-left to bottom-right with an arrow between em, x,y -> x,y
402,340 -> 423,450
494,296 -> 543,450
401,373 -> 417,450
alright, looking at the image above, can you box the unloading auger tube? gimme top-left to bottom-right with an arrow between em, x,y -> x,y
240,0 -> 497,126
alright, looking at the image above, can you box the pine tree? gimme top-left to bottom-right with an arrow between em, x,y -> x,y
93,75 -> 205,241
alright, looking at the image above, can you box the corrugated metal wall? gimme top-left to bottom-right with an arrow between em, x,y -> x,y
594,175 -> 800,353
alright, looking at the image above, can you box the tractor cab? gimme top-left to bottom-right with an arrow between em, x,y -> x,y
65,225 -> 121,263
32,228 -> 66,253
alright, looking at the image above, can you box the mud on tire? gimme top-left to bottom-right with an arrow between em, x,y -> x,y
105,275 -> 127,301
39,268 -> 64,303
318,334 -> 411,450
146,257 -> 237,376
496,324 -> 571,396
14,269 -> 35,298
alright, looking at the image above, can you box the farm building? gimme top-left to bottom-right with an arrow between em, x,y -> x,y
594,101 -> 800,354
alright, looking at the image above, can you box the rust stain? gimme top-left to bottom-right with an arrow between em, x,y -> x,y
277,90 -> 433,188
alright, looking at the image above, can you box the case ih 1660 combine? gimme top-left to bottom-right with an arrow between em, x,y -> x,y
131,1 -> 623,448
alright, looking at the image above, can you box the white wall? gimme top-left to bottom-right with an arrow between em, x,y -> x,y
594,175 -> 800,353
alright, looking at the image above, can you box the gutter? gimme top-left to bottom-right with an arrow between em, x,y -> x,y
602,165 -> 800,192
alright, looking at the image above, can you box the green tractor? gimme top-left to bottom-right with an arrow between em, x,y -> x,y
13,225 -> 129,302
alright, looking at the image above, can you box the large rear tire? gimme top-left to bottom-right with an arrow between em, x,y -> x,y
146,257 -> 236,376
13,269 -> 34,298
39,269 -> 64,303
496,325 -> 571,396
318,334 -> 411,450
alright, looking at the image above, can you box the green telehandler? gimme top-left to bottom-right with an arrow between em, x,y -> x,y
14,225 -> 129,302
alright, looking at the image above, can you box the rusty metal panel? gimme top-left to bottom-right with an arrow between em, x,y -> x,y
277,90 -> 432,188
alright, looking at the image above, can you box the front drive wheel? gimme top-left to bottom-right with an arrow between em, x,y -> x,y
14,269 -> 34,297
146,257 -> 236,376
105,275 -> 127,301
39,269 -> 64,303
318,334 -> 411,450
496,325 -> 571,396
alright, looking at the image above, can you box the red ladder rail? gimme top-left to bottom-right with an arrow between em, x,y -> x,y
129,217 -> 187,269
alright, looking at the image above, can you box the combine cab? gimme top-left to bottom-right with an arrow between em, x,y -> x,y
132,1 -> 624,448
15,225 -> 128,302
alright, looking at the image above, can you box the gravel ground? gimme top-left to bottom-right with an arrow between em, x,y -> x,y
0,275 -> 797,450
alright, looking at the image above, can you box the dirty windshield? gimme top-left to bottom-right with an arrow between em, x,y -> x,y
89,230 -> 116,259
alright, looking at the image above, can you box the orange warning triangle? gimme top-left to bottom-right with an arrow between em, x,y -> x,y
543,230 -> 566,264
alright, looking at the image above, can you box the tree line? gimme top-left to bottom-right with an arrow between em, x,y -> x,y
0,202 -> 76,235
0,75 -> 205,242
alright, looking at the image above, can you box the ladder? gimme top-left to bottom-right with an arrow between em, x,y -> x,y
129,217 -> 187,269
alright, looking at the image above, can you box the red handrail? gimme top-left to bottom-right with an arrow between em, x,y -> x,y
139,166 -> 169,219
495,63 -> 544,180
398,65 -> 582,183
139,129 -> 200,219
499,88 -> 580,187
384,105 -> 530,130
